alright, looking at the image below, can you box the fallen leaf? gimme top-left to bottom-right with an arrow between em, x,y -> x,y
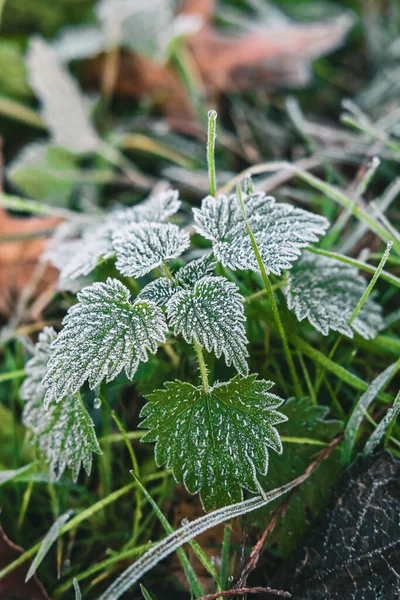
0,524 -> 50,599
0,208 -> 59,318
86,0 -> 353,118
268,452 -> 400,599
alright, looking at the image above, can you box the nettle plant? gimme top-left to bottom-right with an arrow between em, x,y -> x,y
21,111 -> 385,511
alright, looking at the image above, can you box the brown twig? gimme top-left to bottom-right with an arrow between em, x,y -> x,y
234,436 -> 342,593
197,587 -> 291,599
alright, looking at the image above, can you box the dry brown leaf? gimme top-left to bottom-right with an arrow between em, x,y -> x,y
86,0 -> 353,117
0,208 -> 59,318
0,524 -> 51,599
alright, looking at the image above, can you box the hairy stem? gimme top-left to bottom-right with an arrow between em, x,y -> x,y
194,339 -> 210,393
207,110 -> 218,196
236,185 -> 302,399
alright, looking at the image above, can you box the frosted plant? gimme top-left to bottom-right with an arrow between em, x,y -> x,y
21,327 -> 101,481
193,192 -> 329,274
46,188 -> 181,286
286,253 -> 384,339
167,276 -> 249,376
42,279 -> 167,406
22,110 -> 342,515
140,375 -> 286,510
113,222 -> 190,278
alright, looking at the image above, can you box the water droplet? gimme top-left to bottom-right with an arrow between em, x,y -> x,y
93,397 -> 101,409
228,575 -> 234,582
210,556 -> 217,566
181,517 -> 189,526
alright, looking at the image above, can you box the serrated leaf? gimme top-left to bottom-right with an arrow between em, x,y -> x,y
286,254 -> 384,339
113,222 -> 190,278
140,374 -> 286,511
42,278 -> 167,405
111,189 -> 181,224
249,397 -> 342,556
138,277 -> 176,306
138,255 -> 215,306
20,327 -> 56,404
193,192 -> 329,274
54,224 -> 115,282
27,36 -> 101,153
46,189 -> 181,286
21,327 -> 102,481
175,255 -> 216,286
167,275 -> 249,375
23,393 -> 102,481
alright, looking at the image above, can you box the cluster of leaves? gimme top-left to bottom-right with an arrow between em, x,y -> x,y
19,166 -> 389,515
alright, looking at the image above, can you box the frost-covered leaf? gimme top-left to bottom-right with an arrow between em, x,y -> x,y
138,255 -> 215,306
44,238 -> 94,292
111,189 -> 180,225
46,188 -> 181,286
21,327 -> 101,481
42,278 -> 167,405
250,397 -> 342,556
20,327 -> 56,404
27,37 -> 101,153
113,223 -> 190,278
286,254 -> 384,339
52,224 -> 115,282
167,276 -> 249,375
138,277 -> 176,306
140,374 -> 286,510
175,255 -> 216,286
193,192 -> 329,275
270,453 -> 400,599
23,393 -> 102,481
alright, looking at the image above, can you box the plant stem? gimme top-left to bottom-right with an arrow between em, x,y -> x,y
194,339 -> 209,393
307,247 -> 400,288
207,110 -> 218,196
236,185 -> 302,399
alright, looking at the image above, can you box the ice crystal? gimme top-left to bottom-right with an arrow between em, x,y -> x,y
138,277 -> 176,306
140,374 -> 286,510
42,278 -> 167,405
21,327 -> 101,481
286,254 -> 384,339
113,222 -> 190,278
27,37 -> 100,153
167,276 -> 249,376
193,192 -> 329,274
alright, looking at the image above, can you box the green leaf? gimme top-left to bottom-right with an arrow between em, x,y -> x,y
8,143 -> 79,204
250,397 -> 342,556
113,222 -> 190,278
140,585 -> 155,600
286,253 -> 384,339
42,278 -> 167,405
167,275 -> 249,376
193,192 -> 329,274
343,360 -> 400,463
140,374 -> 286,511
